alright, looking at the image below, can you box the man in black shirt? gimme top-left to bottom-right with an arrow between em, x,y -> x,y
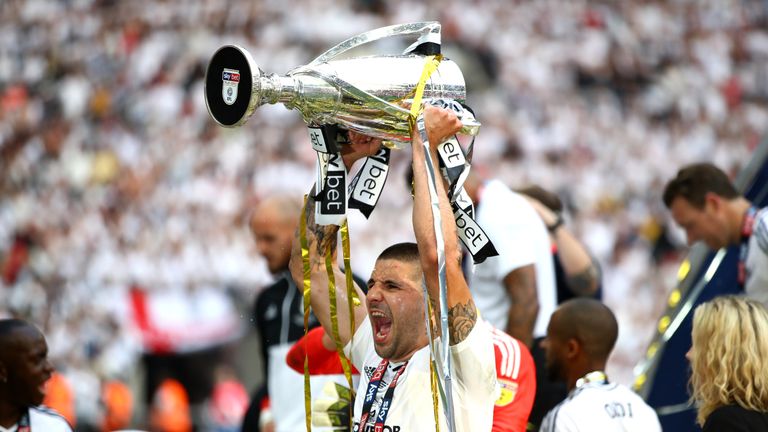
243,196 -> 318,431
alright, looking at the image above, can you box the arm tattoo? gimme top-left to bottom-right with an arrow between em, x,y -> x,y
448,299 -> 477,344
303,193 -> 339,267
566,265 -> 599,296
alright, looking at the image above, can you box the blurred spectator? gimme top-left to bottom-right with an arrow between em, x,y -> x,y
663,162 -> 768,305
205,366 -> 249,432
540,299 -> 662,431
0,319 -> 72,431
462,171 -> 556,348
516,185 -> 602,302
242,195 -> 319,432
149,378 -> 192,432
462,170 -> 557,429
687,295 -> 768,431
101,379 -> 134,432
133,283 -> 242,428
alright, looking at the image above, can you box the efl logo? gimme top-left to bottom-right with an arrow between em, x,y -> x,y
222,68 -> 240,105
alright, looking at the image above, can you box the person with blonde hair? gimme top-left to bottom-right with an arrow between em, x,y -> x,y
688,295 -> 768,430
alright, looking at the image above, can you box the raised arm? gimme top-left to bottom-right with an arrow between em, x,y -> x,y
524,196 -> 601,297
287,133 -> 378,346
411,105 -> 477,345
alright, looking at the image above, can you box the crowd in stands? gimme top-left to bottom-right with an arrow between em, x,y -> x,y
2,0 -> 767,429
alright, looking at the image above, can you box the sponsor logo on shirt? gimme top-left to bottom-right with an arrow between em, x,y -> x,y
352,421 -> 401,432
495,378 -> 518,407
364,366 -> 376,379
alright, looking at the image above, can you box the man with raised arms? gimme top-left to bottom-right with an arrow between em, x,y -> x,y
289,105 -> 498,431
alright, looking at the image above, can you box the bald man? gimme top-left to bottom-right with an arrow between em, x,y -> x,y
0,319 -> 73,431
539,299 -> 661,432
244,196 -> 367,431
250,196 -> 304,275
249,195 -> 313,370
244,196 -> 320,431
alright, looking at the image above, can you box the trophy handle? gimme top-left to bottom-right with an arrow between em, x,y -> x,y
308,22 -> 441,65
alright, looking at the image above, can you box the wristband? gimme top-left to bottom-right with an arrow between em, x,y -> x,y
548,213 -> 564,233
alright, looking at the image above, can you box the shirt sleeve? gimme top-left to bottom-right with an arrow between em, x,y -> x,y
754,210 -> 768,255
746,210 -> 768,305
540,406 -> 580,432
451,320 -> 498,404
491,331 -> 536,432
481,185 -> 543,280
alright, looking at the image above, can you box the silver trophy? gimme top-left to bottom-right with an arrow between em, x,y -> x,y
204,22 -> 479,146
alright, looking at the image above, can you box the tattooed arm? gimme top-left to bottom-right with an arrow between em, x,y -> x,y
411,106 -> 477,345
288,132 -> 379,346
288,190 -> 368,346
523,195 -> 601,297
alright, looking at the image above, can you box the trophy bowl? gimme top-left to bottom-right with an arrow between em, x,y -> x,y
204,22 -> 480,144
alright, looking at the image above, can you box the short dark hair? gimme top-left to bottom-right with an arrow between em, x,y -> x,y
0,319 -> 32,338
0,319 -> 36,358
377,242 -> 420,264
554,299 -> 618,361
516,185 -> 564,213
663,163 -> 740,209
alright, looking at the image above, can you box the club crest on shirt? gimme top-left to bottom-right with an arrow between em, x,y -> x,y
495,378 -> 518,407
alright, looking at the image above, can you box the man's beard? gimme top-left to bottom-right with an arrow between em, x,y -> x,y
546,358 -> 565,383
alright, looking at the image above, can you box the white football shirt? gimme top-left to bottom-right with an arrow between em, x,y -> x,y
0,407 -> 73,432
471,180 -> 557,338
745,207 -> 768,306
344,317 -> 498,432
541,380 -> 662,432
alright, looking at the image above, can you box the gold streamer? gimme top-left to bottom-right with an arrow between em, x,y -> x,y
430,359 -> 440,432
340,220 -> 359,427
341,220 -> 361,312
324,241 -> 356,393
340,220 -> 360,358
408,54 -> 443,129
426,291 -> 441,432
300,196 -> 313,432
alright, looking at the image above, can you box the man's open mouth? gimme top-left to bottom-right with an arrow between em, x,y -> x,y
370,310 -> 392,344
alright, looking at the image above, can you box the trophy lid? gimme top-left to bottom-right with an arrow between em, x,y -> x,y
204,45 -> 260,127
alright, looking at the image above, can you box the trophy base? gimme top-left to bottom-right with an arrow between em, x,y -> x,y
205,45 -> 259,127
